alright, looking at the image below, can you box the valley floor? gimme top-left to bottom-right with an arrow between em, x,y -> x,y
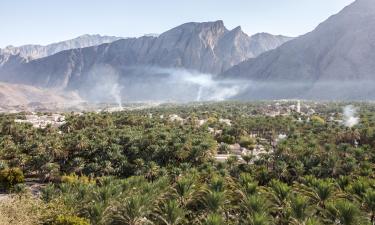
0,101 -> 374,224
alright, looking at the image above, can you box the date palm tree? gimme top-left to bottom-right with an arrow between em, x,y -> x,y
363,189 -> 375,224
173,177 -> 197,207
153,200 -> 186,225
144,161 -> 160,182
242,154 -> 253,165
203,213 -> 225,225
202,190 -> 227,214
289,194 -> 313,225
244,212 -> 271,225
266,180 -> 291,224
103,195 -> 153,225
325,200 -> 363,225
295,179 -> 337,213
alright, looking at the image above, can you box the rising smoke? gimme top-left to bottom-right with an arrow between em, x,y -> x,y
77,64 -> 375,104
158,68 -> 248,101
343,105 -> 359,128
110,83 -> 122,107
81,64 -> 123,106
81,65 -> 248,103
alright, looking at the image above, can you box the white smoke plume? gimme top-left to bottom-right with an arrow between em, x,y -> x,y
157,68 -> 248,101
343,105 -> 359,128
80,65 -> 248,103
110,83 -> 122,108
83,64 -> 123,106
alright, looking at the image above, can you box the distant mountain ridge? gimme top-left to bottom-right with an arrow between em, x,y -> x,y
0,34 -> 123,61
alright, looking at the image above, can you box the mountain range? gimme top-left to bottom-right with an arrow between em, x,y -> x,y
0,0 -> 373,105
0,21 -> 291,87
0,21 -> 291,103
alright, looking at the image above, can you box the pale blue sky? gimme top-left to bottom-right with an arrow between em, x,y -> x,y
0,0 -> 355,48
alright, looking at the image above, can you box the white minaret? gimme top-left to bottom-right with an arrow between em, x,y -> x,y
297,100 -> 301,113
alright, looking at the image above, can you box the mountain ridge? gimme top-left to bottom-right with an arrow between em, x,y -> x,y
219,0 -> 375,99
0,21 -> 292,92
0,34 -> 124,61
222,0 -> 375,82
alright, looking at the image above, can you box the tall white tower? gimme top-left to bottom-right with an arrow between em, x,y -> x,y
297,100 -> 301,113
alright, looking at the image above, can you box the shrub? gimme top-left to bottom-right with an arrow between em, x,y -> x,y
41,183 -> 58,202
52,215 -> 90,225
218,143 -> 230,154
219,135 -> 235,145
239,136 -> 255,150
60,174 -> 92,185
311,116 -> 325,125
60,174 -> 79,184
12,183 -> 27,194
0,167 -> 25,191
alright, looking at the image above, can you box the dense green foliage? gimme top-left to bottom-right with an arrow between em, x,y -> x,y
0,167 -> 25,190
1,102 -> 375,224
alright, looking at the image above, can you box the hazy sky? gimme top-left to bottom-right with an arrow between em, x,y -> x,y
0,0 -> 355,48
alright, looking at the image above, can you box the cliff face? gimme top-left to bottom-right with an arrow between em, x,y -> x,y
0,21 -> 291,90
218,0 -> 375,100
222,0 -> 375,83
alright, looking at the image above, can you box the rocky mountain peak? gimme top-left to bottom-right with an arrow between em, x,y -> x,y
195,20 -> 226,31
207,20 -> 226,31
251,32 -> 275,39
160,20 -> 227,38
225,26 -> 248,39
231,26 -> 243,33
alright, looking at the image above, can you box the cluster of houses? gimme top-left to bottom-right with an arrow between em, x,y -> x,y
168,114 -> 232,127
261,100 -> 316,117
166,113 -> 287,164
215,142 -> 271,163
14,113 -> 66,129
214,132 -> 289,163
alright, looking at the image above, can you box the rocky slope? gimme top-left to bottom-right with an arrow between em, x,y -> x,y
221,0 -> 375,99
0,21 -> 291,91
0,82 -> 81,107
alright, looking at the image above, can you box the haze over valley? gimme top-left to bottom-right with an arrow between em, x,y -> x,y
0,0 -> 373,108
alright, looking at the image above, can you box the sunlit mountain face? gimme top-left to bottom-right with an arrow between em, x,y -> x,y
221,0 -> 375,100
0,21 -> 292,105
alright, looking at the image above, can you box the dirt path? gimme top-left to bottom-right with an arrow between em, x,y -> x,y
0,179 -> 46,202
0,194 -> 9,201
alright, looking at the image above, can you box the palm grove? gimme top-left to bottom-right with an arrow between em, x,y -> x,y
1,102 -> 375,225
